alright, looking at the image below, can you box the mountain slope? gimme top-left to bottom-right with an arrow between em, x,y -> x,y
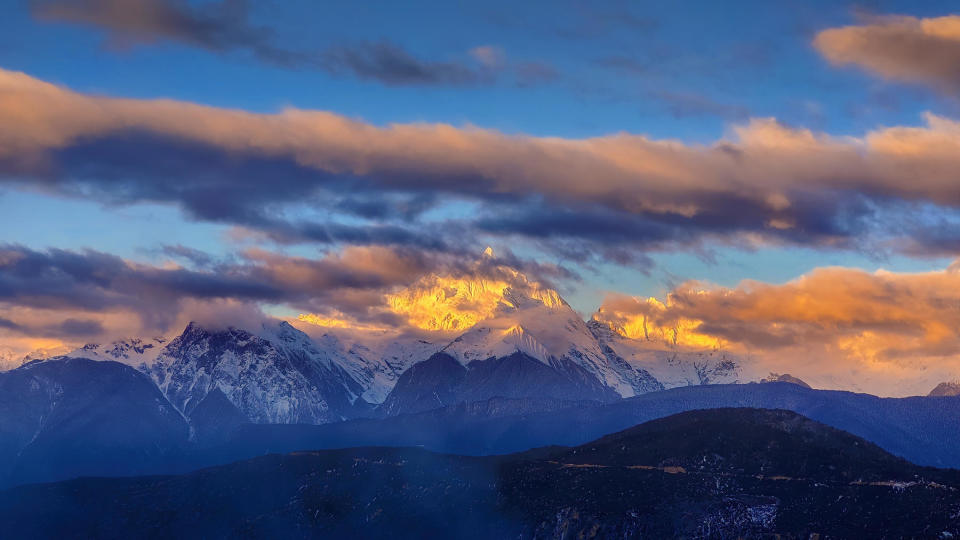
557,408 -> 908,482
210,381 -> 960,469
502,408 -> 960,538
377,287 -> 675,417
380,351 -> 619,416
588,319 -> 744,388
0,357 -> 189,487
440,289 -> 663,398
2,409 -> 958,539
144,321 -> 365,425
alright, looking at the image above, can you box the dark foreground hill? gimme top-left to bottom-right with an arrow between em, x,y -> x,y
2,408 -> 959,539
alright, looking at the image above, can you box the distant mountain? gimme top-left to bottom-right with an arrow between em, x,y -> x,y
380,351 -> 616,416
310,331 -> 441,404
929,381 -> 960,397
211,381 -> 960,469
376,286 -> 717,417
68,321 -> 436,422
760,372 -> 811,388
3,408 -> 957,539
0,357 -> 189,487
587,318 -> 744,388
0,351 -> 21,371
144,321 -> 367,426
439,288 -> 659,398
69,337 -> 167,366
55,282 -> 754,427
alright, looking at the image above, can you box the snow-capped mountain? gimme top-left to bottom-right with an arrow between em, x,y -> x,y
65,321 -> 374,427
310,331 -> 441,404
586,319 -> 745,389
0,350 -> 21,371
379,285 -> 680,416
440,287 -> 661,398
0,347 -> 68,372
67,337 -> 168,368
56,281 -> 751,426
143,321 -> 365,425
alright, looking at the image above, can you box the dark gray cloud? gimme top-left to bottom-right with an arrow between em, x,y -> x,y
0,317 -> 19,330
160,244 -> 215,268
0,315 -> 104,338
31,0 -> 300,64
54,318 -> 105,337
320,41 -> 490,86
31,0 -> 541,88
0,244 -> 283,314
652,91 -> 750,121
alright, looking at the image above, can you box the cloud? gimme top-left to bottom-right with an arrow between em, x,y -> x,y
4,67 -> 960,261
319,41 -> 494,86
31,2 -> 550,88
30,0 -> 300,64
814,14 -> 960,93
652,91 -> 750,120
0,242 -> 572,348
594,263 -> 960,395
159,244 -> 215,267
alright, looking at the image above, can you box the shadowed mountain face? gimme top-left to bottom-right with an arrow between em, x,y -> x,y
0,358 -> 189,487
379,351 -> 618,416
2,409 -> 958,539
207,381 -> 960,470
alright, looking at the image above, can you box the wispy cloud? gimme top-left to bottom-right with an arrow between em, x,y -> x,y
30,1 -> 557,88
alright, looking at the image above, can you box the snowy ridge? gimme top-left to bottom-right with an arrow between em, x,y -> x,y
440,287 -> 660,398
143,321 -> 362,424
67,337 -> 168,369
51,285 -> 754,425
0,351 -> 21,372
310,330 -> 441,404
587,319 -> 745,389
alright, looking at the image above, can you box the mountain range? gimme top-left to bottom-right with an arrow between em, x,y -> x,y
2,283 -> 959,491
49,284 -> 745,431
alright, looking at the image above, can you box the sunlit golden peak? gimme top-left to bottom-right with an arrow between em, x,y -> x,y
386,275 -> 565,332
593,296 -> 724,350
299,250 -> 568,333
296,313 -> 391,333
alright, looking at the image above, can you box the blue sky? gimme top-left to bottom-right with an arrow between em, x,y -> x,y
1,0 -> 960,319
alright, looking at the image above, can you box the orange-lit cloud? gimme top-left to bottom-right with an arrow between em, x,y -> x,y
814,14 -> 960,93
0,241 -> 572,359
5,66 -> 960,258
594,263 -> 960,395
